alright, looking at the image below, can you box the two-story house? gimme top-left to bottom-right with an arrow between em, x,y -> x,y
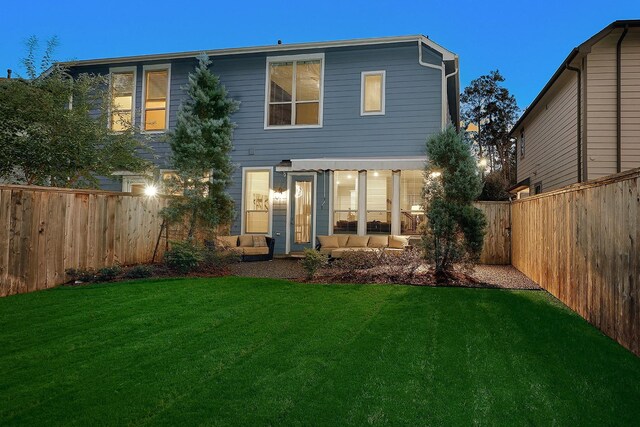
509,20 -> 640,198
64,35 -> 459,255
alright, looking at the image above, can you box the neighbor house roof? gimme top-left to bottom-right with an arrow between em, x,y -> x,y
509,20 -> 640,136
58,34 -> 456,68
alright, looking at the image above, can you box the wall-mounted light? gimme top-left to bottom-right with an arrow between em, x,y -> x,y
272,186 -> 288,203
144,184 -> 158,197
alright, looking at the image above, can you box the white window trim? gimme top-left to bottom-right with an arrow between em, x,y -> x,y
122,174 -> 151,193
285,172 -> 317,254
141,63 -> 171,134
264,53 -> 325,130
241,167 -> 273,236
108,66 -> 137,131
360,70 -> 386,116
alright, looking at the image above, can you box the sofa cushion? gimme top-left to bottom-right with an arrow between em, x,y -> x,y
239,235 -> 254,247
317,235 -> 339,248
217,235 -> 238,248
252,235 -> 268,247
335,234 -> 351,247
242,247 -> 269,255
346,235 -> 369,247
389,235 -> 409,249
330,247 -> 377,258
318,247 -> 334,256
368,235 -> 389,248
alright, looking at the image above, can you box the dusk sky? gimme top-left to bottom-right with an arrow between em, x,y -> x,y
1,0 -> 638,111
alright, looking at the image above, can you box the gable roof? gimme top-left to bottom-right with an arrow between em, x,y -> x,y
58,35 -> 456,68
509,20 -> 640,136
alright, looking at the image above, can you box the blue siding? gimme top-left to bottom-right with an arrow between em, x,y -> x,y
70,41 -> 445,252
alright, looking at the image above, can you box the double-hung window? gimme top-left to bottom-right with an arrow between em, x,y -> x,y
142,65 -> 170,132
266,54 -> 323,128
361,71 -> 385,115
243,169 -> 271,234
109,67 -> 136,131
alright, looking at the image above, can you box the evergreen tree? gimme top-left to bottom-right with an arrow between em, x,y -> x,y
421,127 -> 486,276
460,70 -> 519,183
163,54 -> 239,239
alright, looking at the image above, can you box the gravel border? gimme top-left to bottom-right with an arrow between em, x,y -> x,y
229,259 -> 540,290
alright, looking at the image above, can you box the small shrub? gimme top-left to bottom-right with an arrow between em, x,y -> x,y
95,265 -> 123,282
199,246 -> 240,270
164,240 -> 204,274
65,268 -> 96,283
124,264 -> 154,279
300,248 -> 328,280
331,249 -> 384,271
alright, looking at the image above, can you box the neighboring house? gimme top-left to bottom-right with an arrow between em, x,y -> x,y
509,20 -> 640,198
63,35 -> 459,255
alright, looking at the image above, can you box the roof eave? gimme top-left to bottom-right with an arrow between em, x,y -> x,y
59,34 -> 456,68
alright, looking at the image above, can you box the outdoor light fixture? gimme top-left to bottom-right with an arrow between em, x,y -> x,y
272,187 -> 287,203
144,185 -> 158,197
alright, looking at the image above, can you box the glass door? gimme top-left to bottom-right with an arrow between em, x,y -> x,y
290,176 -> 314,252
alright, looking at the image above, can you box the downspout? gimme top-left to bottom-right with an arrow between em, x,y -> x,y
566,64 -> 582,182
417,38 -> 457,130
616,25 -> 629,173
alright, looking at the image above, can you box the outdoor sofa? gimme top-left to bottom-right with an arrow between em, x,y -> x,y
315,234 -> 410,258
216,235 -> 275,262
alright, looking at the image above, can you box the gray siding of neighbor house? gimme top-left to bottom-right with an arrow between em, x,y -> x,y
71,41 -> 444,252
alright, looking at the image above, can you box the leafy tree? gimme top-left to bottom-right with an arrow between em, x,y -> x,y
163,54 -> 239,240
460,70 -> 519,184
478,171 -> 510,201
421,127 -> 486,276
0,36 -> 151,187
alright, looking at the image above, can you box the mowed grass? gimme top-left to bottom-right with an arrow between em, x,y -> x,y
1,278 -> 639,426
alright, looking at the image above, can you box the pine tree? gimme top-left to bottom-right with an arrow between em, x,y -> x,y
163,54 -> 239,239
421,127 -> 486,277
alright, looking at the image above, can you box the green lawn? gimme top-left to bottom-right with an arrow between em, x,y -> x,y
1,278 -> 639,426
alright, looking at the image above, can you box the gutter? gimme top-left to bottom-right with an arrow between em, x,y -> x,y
565,63 -> 582,182
417,37 -> 458,130
616,25 -> 629,173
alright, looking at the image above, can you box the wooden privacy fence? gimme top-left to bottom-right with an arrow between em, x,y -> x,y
474,201 -> 511,265
0,185 -> 168,297
511,169 -> 640,356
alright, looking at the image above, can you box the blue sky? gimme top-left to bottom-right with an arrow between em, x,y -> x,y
1,0 -> 638,109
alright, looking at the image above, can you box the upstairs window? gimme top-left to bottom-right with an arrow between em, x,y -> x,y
143,65 -> 170,131
361,71 -> 385,115
266,55 -> 323,128
109,67 -> 136,131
